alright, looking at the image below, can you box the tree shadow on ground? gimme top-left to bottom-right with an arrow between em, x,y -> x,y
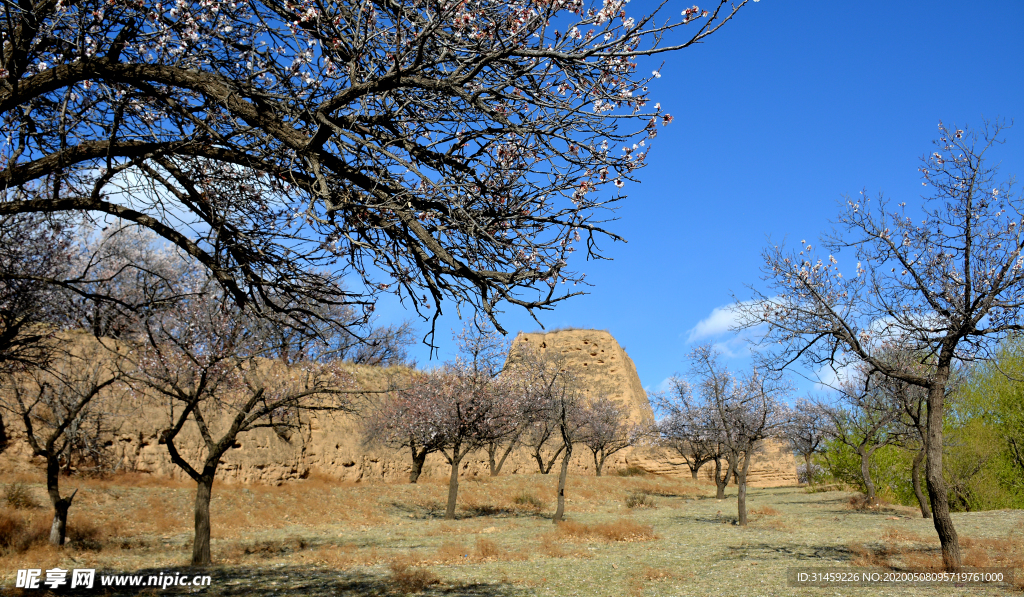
34,564 -> 525,597
385,499 -> 548,521
724,541 -> 856,563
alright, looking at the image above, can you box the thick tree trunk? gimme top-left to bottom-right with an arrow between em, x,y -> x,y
737,451 -> 752,526
803,453 -> 813,484
192,474 -> 215,566
409,445 -> 428,484
49,497 -> 73,546
714,457 -> 729,499
592,450 -> 604,477
690,466 -> 699,481
553,444 -> 572,523
912,448 -> 931,519
925,377 -> 961,570
46,455 -> 74,546
444,447 -> 463,520
858,445 -> 876,503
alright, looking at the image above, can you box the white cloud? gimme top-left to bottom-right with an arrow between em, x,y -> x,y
687,304 -> 740,342
687,300 -> 762,343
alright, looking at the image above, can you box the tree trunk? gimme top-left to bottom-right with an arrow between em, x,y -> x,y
487,443 -> 499,476
489,440 -> 517,476
803,453 -> 813,484
192,474 -> 214,566
45,455 -> 74,546
690,466 -> 699,481
553,444 -> 572,523
912,448 -> 931,519
858,445 -> 876,503
444,447 -> 463,520
409,445 -> 428,484
728,454 -> 738,485
737,451 -> 752,526
713,457 -> 728,499
592,449 -> 603,477
535,443 -> 564,474
925,376 -> 961,570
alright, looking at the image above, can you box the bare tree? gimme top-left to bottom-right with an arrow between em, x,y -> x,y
1,343 -> 123,545
785,397 -> 833,485
653,378 -> 724,481
1,0 -> 756,339
255,292 -> 416,367
546,364 -> 588,523
683,348 -> 738,499
507,343 -> 587,520
431,365 -> 522,519
579,396 -> 639,476
735,121 -> 1020,568
820,371 -> 902,505
869,345 -> 937,518
690,345 -> 790,525
523,412 -> 567,475
483,353 -> 547,476
124,281 -> 352,565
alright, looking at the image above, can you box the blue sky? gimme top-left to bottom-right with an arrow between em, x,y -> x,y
378,0 -> 1024,396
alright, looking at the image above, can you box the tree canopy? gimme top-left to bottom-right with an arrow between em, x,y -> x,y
1,0 -> 754,339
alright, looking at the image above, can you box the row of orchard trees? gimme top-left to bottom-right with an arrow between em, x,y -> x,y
0,223 -> 413,566
364,322 -> 642,522
789,341 -> 1024,518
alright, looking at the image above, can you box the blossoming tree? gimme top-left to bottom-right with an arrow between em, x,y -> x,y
734,121 -> 1020,569
0,0 -> 756,337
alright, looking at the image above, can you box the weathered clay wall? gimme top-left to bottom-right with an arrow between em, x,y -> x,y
0,329 -> 797,487
513,329 -> 655,426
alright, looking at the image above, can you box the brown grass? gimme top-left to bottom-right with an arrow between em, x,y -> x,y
850,527 -> 1024,578
846,494 -> 885,510
388,559 -> 440,594
615,466 -> 648,477
554,519 -> 657,542
624,491 -> 656,509
759,518 -> 791,532
229,536 -> 311,559
475,537 -> 500,559
749,505 -> 781,516
0,508 -> 48,553
4,483 -> 41,510
512,490 -> 545,512
427,537 -> 527,564
0,505 -> 105,561
435,540 -> 470,561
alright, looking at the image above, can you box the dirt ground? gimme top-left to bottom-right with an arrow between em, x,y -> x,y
1,471 -> 1021,596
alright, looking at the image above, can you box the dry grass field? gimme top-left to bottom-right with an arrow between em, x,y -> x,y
1,471 -> 1022,596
